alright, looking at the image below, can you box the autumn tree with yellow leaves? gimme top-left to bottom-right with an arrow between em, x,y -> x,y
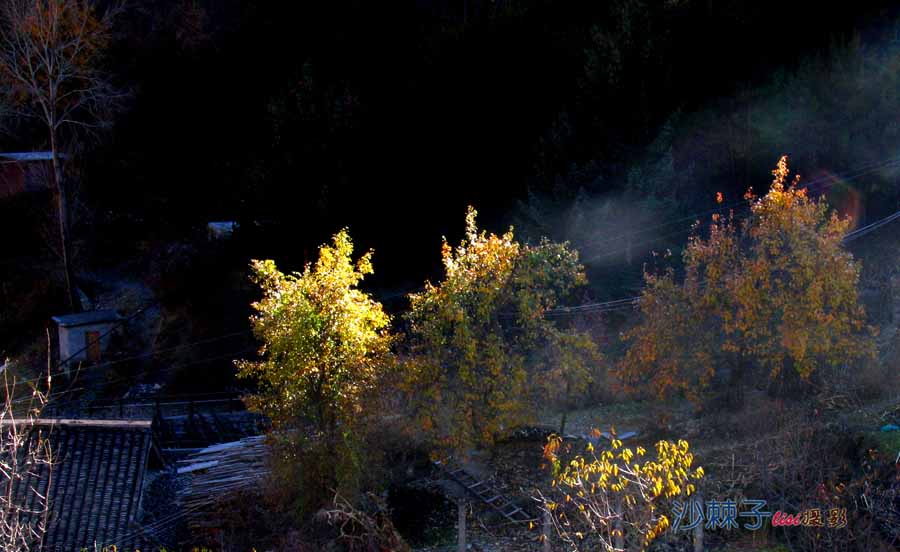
237,229 -> 394,511
538,431 -> 704,551
619,156 -> 875,402
404,207 -> 601,454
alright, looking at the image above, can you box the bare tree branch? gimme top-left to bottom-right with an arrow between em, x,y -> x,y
0,0 -> 123,312
0,350 -> 52,551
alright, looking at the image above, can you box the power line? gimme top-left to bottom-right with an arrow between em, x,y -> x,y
579,154 -> 900,260
10,303 -> 161,406
115,503 -> 206,547
543,204 -> 900,317
55,302 -> 156,370
10,329 -> 252,389
21,346 -> 257,416
41,202 -> 893,402
842,209 -> 900,242
14,158 -> 898,396
576,154 -> 900,251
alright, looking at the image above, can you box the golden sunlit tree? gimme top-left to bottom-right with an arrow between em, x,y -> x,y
619,156 -> 875,402
404,207 -> 600,455
237,230 -> 394,511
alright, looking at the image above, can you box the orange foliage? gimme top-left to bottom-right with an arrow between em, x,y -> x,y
618,156 -> 875,401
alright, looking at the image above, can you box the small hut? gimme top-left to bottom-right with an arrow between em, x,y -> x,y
52,309 -> 122,371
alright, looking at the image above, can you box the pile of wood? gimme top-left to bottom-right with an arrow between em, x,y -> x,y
176,435 -> 269,529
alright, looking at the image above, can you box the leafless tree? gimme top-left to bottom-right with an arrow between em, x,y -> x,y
0,0 -> 122,311
0,349 -> 52,551
316,492 -> 411,552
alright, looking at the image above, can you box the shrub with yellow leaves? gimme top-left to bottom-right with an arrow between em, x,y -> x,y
236,229 -> 395,514
404,207 -> 599,455
538,430 -> 703,551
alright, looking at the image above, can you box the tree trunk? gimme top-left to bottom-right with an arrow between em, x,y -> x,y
727,353 -> 744,406
558,380 -> 571,435
50,131 -> 80,312
614,496 -> 624,550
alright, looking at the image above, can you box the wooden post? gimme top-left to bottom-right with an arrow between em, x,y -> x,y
542,507 -> 552,552
693,493 -> 704,552
458,497 -> 467,552
693,521 -> 704,552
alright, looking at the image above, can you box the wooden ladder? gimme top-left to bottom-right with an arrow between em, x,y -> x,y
436,461 -> 536,525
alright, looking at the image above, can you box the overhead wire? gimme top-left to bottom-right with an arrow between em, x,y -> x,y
575,153 -> 900,251
543,204 -> 900,317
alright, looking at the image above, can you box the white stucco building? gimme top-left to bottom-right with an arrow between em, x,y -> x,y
52,310 -> 122,371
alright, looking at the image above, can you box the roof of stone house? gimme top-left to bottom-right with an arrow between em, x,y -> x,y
51,309 -> 123,328
3,419 -> 155,551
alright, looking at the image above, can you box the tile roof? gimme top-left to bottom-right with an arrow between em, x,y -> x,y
5,419 -> 153,551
